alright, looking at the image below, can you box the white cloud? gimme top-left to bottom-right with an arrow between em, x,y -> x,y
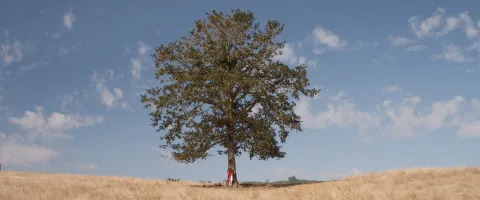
458,12 -> 479,39
58,47 -> 69,56
312,47 -> 326,55
383,85 -> 402,92
466,40 -> 480,52
437,16 -> 461,36
432,44 -> 473,63
248,103 -> 263,117
388,36 -> 415,46
295,88 -> 480,139
8,105 -> 104,140
0,40 -> 25,66
0,133 -> 58,166
57,90 -> 83,113
381,96 -> 464,137
274,44 -> 318,67
408,8 -> 479,40
455,99 -> 480,137
17,60 -> 50,74
130,41 -> 152,80
409,7 -> 446,38
405,45 -> 427,52
91,70 -> 130,109
457,121 -> 480,137
373,52 -> 396,64
295,92 -> 382,138
113,88 -> 123,99
472,98 -> 480,112
1,102 -> 103,166
59,94 -> 75,112
51,32 -> 62,39
312,26 -> 347,54
383,52 -> 396,61
63,10 -> 76,31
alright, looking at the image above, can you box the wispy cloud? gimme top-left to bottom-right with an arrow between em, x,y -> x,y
91,70 -> 130,110
0,39 -> 25,66
409,7 -> 446,38
383,52 -> 396,61
130,41 -> 152,81
432,44 -> 473,63
8,105 -> 104,140
1,104 -> 104,166
296,89 -> 479,140
274,44 -> 318,67
458,11 -> 479,39
383,85 -> 402,92
388,36 -> 415,46
295,92 -> 382,141
408,7 -> 479,40
63,10 -> 76,31
405,45 -> 428,52
312,26 -> 348,54
57,90 -> 83,113
0,133 -> 58,166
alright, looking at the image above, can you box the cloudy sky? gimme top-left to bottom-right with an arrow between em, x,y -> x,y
1,0 -> 479,182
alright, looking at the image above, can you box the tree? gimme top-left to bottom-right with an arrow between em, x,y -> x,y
288,175 -> 297,183
140,9 -> 319,186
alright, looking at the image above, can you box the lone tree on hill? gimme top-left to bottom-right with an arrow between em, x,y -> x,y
288,175 -> 298,183
140,9 -> 319,186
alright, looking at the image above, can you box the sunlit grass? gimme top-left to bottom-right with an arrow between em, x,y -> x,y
1,167 -> 479,200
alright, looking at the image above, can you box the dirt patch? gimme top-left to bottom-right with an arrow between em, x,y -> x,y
191,182 -> 324,189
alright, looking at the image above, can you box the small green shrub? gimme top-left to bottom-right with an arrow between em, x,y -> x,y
166,178 -> 180,182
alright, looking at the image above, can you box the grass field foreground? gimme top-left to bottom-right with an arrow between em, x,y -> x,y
1,167 -> 479,200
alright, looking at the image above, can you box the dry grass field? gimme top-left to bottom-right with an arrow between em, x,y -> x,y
1,167 -> 480,200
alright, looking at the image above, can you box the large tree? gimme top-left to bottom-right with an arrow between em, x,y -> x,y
140,9 -> 319,186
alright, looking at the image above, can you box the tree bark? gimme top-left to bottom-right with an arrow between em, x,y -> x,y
227,145 -> 239,186
226,124 -> 239,186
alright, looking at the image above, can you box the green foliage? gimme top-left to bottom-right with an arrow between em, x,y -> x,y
140,9 -> 319,165
241,178 -> 323,186
288,175 -> 298,183
166,178 -> 180,182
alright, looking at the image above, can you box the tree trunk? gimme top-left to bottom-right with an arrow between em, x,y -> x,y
226,123 -> 239,186
227,145 -> 239,186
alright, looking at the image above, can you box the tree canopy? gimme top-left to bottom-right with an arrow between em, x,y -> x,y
140,9 -> 319,185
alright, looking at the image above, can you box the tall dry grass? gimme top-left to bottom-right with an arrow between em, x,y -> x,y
1,167 -> 479,200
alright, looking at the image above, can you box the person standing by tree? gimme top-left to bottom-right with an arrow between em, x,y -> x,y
227,166 -> 233,186
141,9 -> 319,187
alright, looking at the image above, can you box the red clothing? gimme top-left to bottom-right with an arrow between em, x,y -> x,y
227,169 -> 233,182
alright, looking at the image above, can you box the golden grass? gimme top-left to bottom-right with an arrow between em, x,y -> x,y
1,167 -> 480,200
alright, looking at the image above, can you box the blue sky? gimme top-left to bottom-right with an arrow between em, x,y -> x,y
1,0 -> 480,182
